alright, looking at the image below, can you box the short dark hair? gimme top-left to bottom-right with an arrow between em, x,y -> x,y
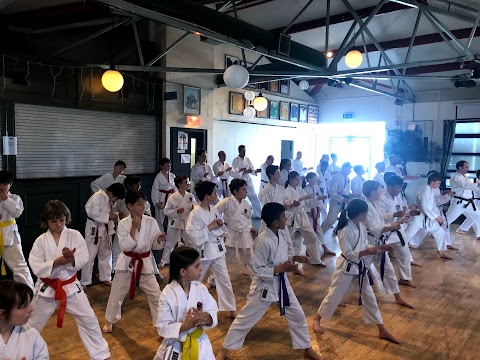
262,202 -> 285,228
169,247 -> 200,283
159,158 -> 171,167
106,183 -> 126,199
115,160 -> 126,168
427,173 -> 443,184
280,158 -> 291,171
125,190 -> 147,206
363,180 -> 381,198
229,178 -> 247,194
197,149 -> 206,158
238,145 -> 245,152
174,174 -> 189,188
341,162 -> 352,170
456,160 -> 467,170
40,200 -> 72,229
375,162 -> 385,170
383,172 -> 396,183
386,175 -> 403,187
353,165 -> 363,173
266,165 -> 279,179
0,171 -> 14,185
123,175 -> 140,188
0,280 -> 33,322
195,181 -> 216,201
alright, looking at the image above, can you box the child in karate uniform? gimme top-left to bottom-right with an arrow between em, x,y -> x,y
152,158 -> 176,229
102,190 -> 166,334
313,199 -> 399,344
154,247 -> 218,360
28,200 -> 110,360
215,178 -> 257,277
0,280 -> 49,360
161,175 -> 197,267
216,203 -> 323,360
185,181 -> 237,317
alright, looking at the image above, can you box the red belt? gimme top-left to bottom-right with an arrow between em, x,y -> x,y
311,207 -> 320,233
221,178 -> 228,198
160,189 -> 175,203
40,274 -> 77,328
123,251 -> 151,300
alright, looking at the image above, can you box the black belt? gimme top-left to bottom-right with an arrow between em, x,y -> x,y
261,180 -> 268,183
454,196 -> 480,211
341,255 -> 373,306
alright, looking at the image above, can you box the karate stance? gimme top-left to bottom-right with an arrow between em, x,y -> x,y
0,280 -> 49,360
0,171 -> 34,288
259,155 -> 274,191
216,203 -> 323,360
154,247 -> 218,360
152,158 -> 176,229
185,181 -> 237,317
213,150 -> 233,199
90,160 -> 126,193
456,169 -> 480,235
313,199 -> 399,344
103,190 -> 166,334
28,200 -> 110,360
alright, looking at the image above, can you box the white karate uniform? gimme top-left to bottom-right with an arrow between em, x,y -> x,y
373,172 -> 386,187
28,227 -> 110,360
326,163 -> 341,178
0,192 -> 34,288
405,185 -> 446,251
385,164 -> 403,177
364,199 -> 400,296
377,192 -> 413,281
154,280 -> 218,360
151,171 -> 176,228
457,186 -> 479,232
185,205 -> 236,312
90,172 -> 125,193
351,175 -> 365,197
0,325 -> 49,360
316,171 -> 330,223
284,185 -> 323,264
321,173 -> 350,233
232,155 -> 262,218
259,182 -> 287,234
446,172 -> 480,237
222,227 -> 311,350
279,169 -> 289,189
303,185 -> 327,246
81,190 -> 114,286
162,191 -> 197,265
213,160 -> 232,199
318,220 -> 383,324
292,159 -> 305,177
191,163 -> 215,186
105,215 -> 163,327
259,162 -> 269,191
215,196 -> 253,276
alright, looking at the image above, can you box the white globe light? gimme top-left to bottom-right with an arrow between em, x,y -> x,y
299,80 -> 310,90
101,70 -> 124,92
243,106 -> 256,119
345,50 -> 363,69
244,90 -> 255,101
253,93 -> 268,111
223,65 -> 249,89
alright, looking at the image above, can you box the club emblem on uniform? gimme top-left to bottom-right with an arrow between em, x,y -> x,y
244,209 -> 247,214
190,197 -> 193,201
396,205 -> 401,210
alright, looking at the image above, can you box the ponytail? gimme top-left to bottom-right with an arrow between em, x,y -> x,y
302,172 -> 317,189
334,199 -> 369,235
302,177 -> 308,189
285,171 -> 300,188
334,209 -> 349,235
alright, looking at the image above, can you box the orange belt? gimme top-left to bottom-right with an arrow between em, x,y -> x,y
40,274 -> 77,328
123,251 -> 151,300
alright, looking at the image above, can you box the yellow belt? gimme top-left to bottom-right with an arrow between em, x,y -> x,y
0,219 -> 16,276
182,328 -> 204,360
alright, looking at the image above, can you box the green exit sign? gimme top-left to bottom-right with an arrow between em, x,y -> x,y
343,113 -> 354,119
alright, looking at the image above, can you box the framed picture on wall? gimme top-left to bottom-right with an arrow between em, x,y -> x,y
269,100 -> 279,119
257,101 -> 269,118
229,92 -> 245,115
308,105 -> 319,124
269,81 -> 279,93
299,104 -> 308,122
279,101 -> 290,120
280,79 -> 290,95
258,82 -> 269,91
184,86 -> 201,115
290,103 -> 299,122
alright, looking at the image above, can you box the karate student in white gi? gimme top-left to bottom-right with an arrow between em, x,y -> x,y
216,203 -> 323,360
316,154 -> 329,176
373,162 -> 386,187
191,149 -> 215,186
232,145 -> 262,219
81,183 -> 126,287
152,158 -> 176,229
326,153 -> 341,178
0,171 -> 34,288
321,162 -> 353,234
215,179 -> 257,277
90,160 -> 126,193
455,168 -> 480,236
351,165 -> 366,198
316,160 -> 330,223
185,181 -> 237,317
405,173 -> 454,259
161,175 -> 197,267
213,150 -> 233,199
378,176 -> 419,288
292,151 -> 313,179
0,280 -> 49,360
313,199 -> 399,344
362,181 -> 414,308
154,247 -> 218,360
102,190 -> 166,334
303,172 -> 335,256
279,158 -> 292,188
28,200 -> 110,359
446,161 -> 480,240
259,155 -> 274,192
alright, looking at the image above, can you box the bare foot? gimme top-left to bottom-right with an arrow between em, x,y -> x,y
102,281 -> 112,286
399,279 -> 417,288
294,268 -> 305,276
447,245 -> 459,250
304,347 -> 323,360
411,261 -> 423,267
394,294 -> 414,309
437,251 -> 453,260
216,348 -> 227,360
312,313 -> 325,334
408,245 -> 418,250
229,311 -> 237,319
102,323 -> 112,334
322,247 -> 336,256
378,326 -> 400,344
456,230 -> 468,235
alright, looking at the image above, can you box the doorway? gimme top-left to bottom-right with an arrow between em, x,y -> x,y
170,127 -> 207,181
329,136 -> 373,178
281,140 -> 294,160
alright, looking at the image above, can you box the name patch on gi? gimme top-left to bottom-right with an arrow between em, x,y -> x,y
91,227 -> 96,236
261,287 -> 268,298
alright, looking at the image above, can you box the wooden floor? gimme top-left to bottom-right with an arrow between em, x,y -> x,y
41,225 -> 480,360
